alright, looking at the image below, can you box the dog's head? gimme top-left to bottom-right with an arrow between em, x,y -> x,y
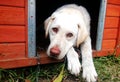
44,8 -> 89,59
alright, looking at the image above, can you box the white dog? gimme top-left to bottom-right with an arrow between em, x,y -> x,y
44,4 -> 98,82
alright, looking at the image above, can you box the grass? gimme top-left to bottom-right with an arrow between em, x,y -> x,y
94,55 -> 120,82
0,55 -> 120,82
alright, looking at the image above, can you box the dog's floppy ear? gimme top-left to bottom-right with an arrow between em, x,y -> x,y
44,17 -> 55,37
76,23 -> 89,47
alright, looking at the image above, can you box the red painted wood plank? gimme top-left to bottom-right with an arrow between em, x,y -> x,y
102,40 -> 116,50
108,0 -> 120,5
0,58 -> 37,69
38,51 -> 63,64
0,43 -> 25,60
106,4 -> 120,16
104,17 -> 119,28
0,0 -> 25,7
0,51 -> 62,69
0,49 -> 115,69
116,18 -> 120,56
0,26 -> 25,42
0,6 -> 25,25
93,49 -> 114,57
25,0 -> 28,57
103,29 -> 118,39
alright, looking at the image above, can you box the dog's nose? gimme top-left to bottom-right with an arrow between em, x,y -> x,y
50,46 -> 61,56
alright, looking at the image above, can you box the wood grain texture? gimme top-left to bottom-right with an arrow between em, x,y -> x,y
116,19 -> 120,56
102,40 -> 116,49
103,29 -> 118,39
25,0 -> 28,57
93,49 -> 114,57
106,4 -> 120,16
108,0 -> 120,5
0,26 -> 25,42
0,58 -> 37,69
0,43 -> 25,60
104,17 -> 119,28
0,0 -> 25,7
0,6 -> 25,25
0,49 -> 115,69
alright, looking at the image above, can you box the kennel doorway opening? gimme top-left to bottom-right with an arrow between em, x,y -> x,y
28,0 -> 107,57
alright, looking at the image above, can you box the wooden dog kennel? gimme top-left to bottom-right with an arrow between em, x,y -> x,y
0,0 -> 120,69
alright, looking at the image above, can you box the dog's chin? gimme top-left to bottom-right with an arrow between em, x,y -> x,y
56,56 -> 65,60
49,54 -> 65,60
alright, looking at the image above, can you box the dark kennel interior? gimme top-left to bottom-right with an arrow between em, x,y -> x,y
36,0 -> 100,50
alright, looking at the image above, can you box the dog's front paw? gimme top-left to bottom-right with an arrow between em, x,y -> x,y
67,56 -> 81,76
67,47 -> 81,76
82,66 -> 98,82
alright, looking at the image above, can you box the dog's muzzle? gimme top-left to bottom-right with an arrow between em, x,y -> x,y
50,46 -> 61,57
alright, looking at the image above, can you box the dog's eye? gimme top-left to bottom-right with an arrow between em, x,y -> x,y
52,27 -> 58,33
66,33 -> 73,38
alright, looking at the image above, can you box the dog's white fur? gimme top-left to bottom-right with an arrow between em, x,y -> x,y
44,4 -> 97,82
